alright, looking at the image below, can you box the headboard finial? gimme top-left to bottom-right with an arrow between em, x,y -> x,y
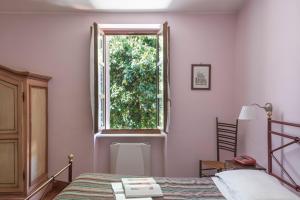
68,154 -> 74,162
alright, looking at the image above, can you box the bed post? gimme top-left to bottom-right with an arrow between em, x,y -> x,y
68,154 -> 74,182
267,116 -> 272,174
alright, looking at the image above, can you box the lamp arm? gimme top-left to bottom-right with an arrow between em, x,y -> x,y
251,103 -> 265,109
252,103 -> 273,118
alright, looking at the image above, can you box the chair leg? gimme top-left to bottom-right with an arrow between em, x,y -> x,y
199,160 -> 202,178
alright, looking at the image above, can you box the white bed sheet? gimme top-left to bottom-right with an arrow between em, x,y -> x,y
212,176 -> 235,200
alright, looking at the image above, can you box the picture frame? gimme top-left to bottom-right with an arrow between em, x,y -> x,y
191,64 -> 211,90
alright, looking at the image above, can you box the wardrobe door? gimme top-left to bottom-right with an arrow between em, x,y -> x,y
0,76 -> 23,193
29,84 -> 48,189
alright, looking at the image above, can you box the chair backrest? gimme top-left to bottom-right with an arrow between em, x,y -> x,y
216,117 -> 238,161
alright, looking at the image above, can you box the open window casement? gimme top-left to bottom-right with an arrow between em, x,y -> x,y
90,22 -> 106,133
91,22 -> 170,133
157,22 -> 170,133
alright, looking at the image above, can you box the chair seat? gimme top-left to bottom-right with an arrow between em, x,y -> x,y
199,118 -> 238,177
201,160 -> 225,170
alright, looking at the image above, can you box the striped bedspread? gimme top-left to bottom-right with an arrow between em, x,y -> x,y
55,173 -> 225,200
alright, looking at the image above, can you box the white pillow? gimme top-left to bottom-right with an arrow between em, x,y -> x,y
215,170 -> 299,200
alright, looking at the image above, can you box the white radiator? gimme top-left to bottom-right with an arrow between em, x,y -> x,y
110,143 -> 151,176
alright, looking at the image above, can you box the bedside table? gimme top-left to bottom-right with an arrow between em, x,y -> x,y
225,160 -> 266,171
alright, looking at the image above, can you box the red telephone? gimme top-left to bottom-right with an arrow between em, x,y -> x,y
234,155 -> 256,166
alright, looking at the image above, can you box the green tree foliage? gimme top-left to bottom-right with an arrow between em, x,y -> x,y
109,35 -> 157,129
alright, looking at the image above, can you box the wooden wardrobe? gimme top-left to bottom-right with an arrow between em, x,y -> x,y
0,65 -> 51,199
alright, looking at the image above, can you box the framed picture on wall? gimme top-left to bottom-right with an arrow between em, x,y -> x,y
191,64 -> 211,90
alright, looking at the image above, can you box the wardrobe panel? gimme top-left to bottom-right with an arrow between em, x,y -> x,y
0,80 -> 17,134
0,140 -> 18,187
29,87 -> 47,185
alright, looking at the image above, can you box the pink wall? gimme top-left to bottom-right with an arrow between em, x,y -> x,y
235,0 -> 300,187
3,0 -> 299,184
0,12 -> 237,178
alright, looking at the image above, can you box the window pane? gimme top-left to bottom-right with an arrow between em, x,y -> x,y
157,33 -> 165,129
98,34 -> 105,129
158,96 -> 164,128
98,37 -> 104,64
157,62 -> 164,129
99,65 -> 104,95
98,97 -> 103,128
98,63 -> 105,128
158,34 -> 164,64
108,35 -> 157,129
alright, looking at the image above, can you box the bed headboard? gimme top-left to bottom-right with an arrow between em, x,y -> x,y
267,118 -> 300,192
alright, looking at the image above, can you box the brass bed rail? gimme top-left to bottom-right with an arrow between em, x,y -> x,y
24,154 -> 74,200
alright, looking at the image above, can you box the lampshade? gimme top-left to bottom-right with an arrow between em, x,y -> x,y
238,106 -> 256,120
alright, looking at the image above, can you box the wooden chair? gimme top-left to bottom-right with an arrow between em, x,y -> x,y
199,118 -> 238,177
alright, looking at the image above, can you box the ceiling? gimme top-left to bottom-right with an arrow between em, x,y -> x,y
0,0 -> 246,13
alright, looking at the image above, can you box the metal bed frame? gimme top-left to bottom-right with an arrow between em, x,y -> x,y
268,118 -> 300,192
24,154 -> 74,200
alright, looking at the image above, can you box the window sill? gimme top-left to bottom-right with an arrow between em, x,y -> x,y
101,129 -> 161,134
95,131 -> 167,139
